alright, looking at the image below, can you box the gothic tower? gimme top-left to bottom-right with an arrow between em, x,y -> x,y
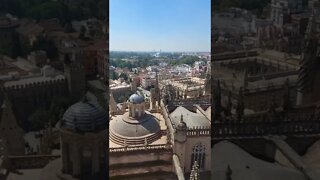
155,70 -> 161,107
64,53 -> 86,100
296,9 -> 320,106
150,88 -> 157,111
173,115 -> 187,172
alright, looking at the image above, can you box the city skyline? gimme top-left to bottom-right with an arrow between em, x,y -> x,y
110,0 -> 210,52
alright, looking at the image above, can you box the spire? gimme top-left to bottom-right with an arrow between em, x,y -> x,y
214,80 -> 222,120
0,93 -> 25,155
177,114 -> 187,130
243,69 -> 248,88
63,53 -> 71,65
269,94 -> 277,113
282,78 -> 291,112
190,161 -> 200,180
236,87 -> 244,120
155,70 -> 161,107
226,165 -> 232,180
1,93 -> 11,109
226,91 -> 232,116
109,92 -> 118,114
269,94 -> 279,122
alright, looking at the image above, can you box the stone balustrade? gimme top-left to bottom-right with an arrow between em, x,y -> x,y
109,144 -> 172,153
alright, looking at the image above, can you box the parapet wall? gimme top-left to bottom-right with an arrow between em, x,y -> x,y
8,155 -> 60,169
109,144 -> 172,166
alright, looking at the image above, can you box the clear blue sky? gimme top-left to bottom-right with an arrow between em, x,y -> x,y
110,0 -> 210,52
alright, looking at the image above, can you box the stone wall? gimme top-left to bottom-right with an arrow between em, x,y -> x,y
109,147 -> 172,166
109,147 -> 173,177
0,78 -> 67,129
8,155 -> 60,169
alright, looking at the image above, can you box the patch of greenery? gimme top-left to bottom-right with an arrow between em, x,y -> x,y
110,58 -> 157,69
32,36 -> 58,59
168,56 -> 202,66
110,70 -> 118,80
28,96 -> 74,131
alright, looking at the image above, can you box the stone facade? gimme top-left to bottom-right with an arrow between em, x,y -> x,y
213,53 -> 299,112
60,129 -> 107,177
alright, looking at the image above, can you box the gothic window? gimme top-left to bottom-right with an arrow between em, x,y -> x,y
191,143 -> 206,170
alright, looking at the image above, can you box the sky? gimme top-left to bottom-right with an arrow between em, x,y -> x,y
110,0 -> 210,52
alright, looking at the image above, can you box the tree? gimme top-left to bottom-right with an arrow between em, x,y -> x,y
110,70 -> 118,80
48,96 -> 74,126
118,95 -> 126,103
29,108 -> 50,131
32,37 -> 58,60
119,73 -> 128,81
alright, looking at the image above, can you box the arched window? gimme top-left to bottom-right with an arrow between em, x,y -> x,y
191,143 -> 206,170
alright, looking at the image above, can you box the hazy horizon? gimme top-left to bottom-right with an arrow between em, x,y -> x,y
110,50 -> 211,53
110,0 -> 210,52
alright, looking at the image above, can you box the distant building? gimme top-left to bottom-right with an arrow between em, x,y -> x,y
140,75 -> 156,89
109,79 -> 132,101
27,50 -> 48,67
269,0 -> 303,27
212,8 -> 256,35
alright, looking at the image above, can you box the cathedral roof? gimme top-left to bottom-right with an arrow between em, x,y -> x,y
61,96 -> 107,133
212,141 -> 306,180
170,106 -> 210,129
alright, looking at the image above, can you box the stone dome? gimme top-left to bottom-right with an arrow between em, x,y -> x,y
128,93 -> 144,104
61,97 -> 107,132
109,111 -> 161,146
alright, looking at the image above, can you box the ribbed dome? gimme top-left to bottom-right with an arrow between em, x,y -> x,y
128,93 -> 144,104
111,113 -> 160,137
109,112 -> 161,146
61,97 -> 107,132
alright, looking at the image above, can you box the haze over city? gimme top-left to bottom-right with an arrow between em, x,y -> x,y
110,0 -> 210,52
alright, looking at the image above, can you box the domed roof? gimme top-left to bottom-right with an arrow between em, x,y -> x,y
109,112 -> 161,146
111,113 -> 160,137
128,93 -> 144,104
61,96 -> 107,132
